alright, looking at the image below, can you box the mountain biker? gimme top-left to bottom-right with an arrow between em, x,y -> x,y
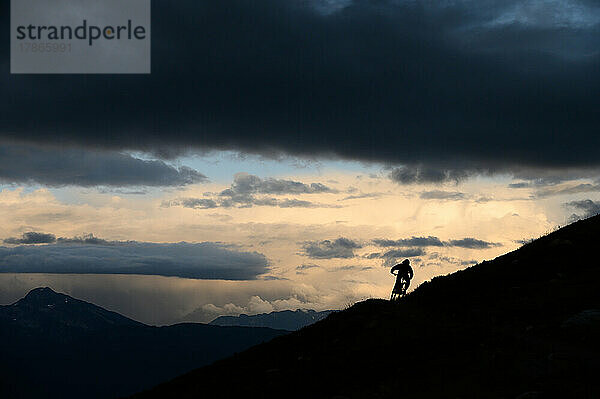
390,259 -> 414,301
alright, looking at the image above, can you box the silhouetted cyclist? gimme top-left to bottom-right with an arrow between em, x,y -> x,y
390,259 -> 413,301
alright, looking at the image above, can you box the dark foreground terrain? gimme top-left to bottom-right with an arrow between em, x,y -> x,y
131,216 -> 600,399
0,288 -> 287,399
210,309 -> 335,331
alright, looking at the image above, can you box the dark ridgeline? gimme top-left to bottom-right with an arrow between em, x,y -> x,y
0,289 -> 288,399
210,309 -> 335,331
129,215 -> 600,399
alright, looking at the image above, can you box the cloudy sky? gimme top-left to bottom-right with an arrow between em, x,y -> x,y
1,0 -> 599,325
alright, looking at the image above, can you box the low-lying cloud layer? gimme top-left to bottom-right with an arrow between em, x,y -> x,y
0,234 -> 269,280
536,183 -> 600,198
420,191 -> 467,201
373,236 -> 445,248
164,197 -> 337,210
224,173 -> 337,195
163,173 -> 340,209
446,238 -> 501,249
4,232 -> 57,245
390,166 -> 473,185
301,237 -> 362,259
373,236 -> 500,249
373,248 -> 427,266
566,199 -> 600,221
300,234 -> 501,261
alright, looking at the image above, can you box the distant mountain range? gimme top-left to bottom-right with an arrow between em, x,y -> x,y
210,309 -> 335,331
0,287 -> 288,399
130,215 -> 600,398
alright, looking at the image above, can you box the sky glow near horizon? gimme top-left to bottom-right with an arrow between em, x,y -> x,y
1,0 -> 599,325
0,151 -> 597,325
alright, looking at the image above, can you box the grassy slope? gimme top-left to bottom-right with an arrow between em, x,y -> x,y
130,216 -> 600,399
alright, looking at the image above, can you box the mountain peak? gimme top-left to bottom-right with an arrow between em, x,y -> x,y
4,287 -> 144,330
31,286 -> 55,293
17,287 -> 74,309
23,286 -> 59,299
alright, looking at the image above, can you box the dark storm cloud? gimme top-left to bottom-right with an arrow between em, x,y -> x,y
163,173 -> 339,209
1,0 -> 599,176
509,168 -> 600,188
446,238 -> 501,249
296,264 -> 321,271
340,192 -> 384,201
259,275 -> 289,281
373,236 -> 501,249
381,248 -> 426,259
0,144 -> 206,187
163,196 -> 336,209
163,198 -> 220,210
506,168 -> 600,196
420,191 -> 466,200
4,232 -> 56,245
56,234 -> 111,245
278,199 -> 326,208
427,252 -> 478,267
0,238 -> 269,280
373,236 -> 445,248
535,183 -> 600,198
509,182 -> 531,189
301,237 -> 362,259
390,166 -> 472,185
372,248 -> 426,267
97,189 -> 148,195
224,173 -> 337,195
461,260 -> 478,266
565,199 -> 600,221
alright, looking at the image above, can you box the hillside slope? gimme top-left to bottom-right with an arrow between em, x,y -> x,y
210,309 -> 335,331
130,216 -> 600,399
0,288 -> 288,399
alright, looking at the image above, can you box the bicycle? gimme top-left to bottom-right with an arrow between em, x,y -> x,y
390,270 -> 409,301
